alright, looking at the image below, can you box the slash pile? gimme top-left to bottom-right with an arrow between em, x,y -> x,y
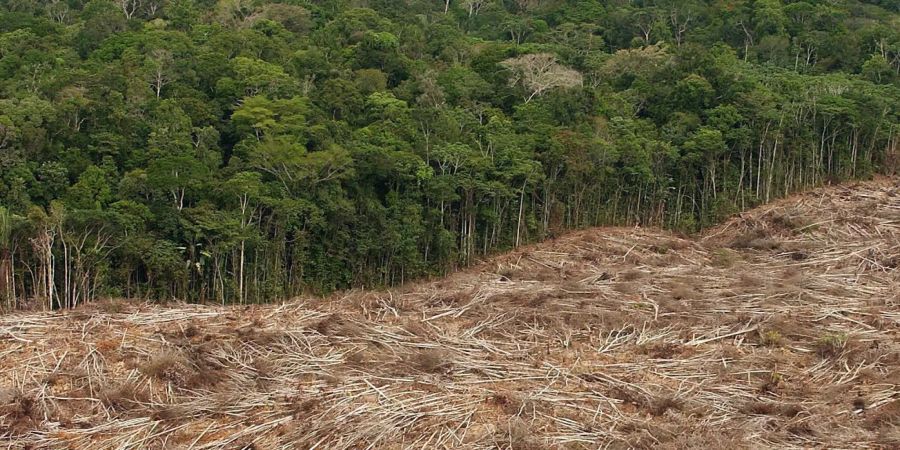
2,179 -> 899,449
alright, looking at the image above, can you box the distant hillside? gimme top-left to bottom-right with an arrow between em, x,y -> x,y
2,178 -> 898,448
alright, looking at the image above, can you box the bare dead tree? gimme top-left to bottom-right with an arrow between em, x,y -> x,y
460,0 -> 486,17
669,6 -> 693,47
145,0 -> 162,17
501,53 -> 583,103
635,10 -> 657,45
117,0 -> 142,19
46,0 -> 69,23
737,19 -> 755,61
146,49 -> 175,98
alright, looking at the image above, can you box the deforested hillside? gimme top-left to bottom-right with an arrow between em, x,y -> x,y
1,178 -> 898,449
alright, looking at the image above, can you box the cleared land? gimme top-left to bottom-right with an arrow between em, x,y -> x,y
1,179 -> 899,449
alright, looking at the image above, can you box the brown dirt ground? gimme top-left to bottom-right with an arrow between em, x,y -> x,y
1,178 -> 899,449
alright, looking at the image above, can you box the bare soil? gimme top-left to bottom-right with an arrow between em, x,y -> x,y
2,178 -> 899,449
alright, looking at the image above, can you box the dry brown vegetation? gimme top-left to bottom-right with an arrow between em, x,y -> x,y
1,178 -> 899,449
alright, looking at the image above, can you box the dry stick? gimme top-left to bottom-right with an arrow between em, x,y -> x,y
687,325 -> 759,346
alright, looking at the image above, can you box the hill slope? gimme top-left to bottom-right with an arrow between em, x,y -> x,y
1,179 -> 899,449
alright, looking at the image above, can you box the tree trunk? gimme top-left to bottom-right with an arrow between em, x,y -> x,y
0,249 -> 9,310
239,240 -> 245,304
515,181 -> 527,248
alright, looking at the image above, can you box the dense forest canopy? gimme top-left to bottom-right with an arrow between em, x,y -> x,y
0,0 -> 898,307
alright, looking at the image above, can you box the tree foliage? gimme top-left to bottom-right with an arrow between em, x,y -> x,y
0,0 -> 897,307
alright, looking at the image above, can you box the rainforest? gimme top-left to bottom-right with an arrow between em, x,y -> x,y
0,0 -> 898,307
